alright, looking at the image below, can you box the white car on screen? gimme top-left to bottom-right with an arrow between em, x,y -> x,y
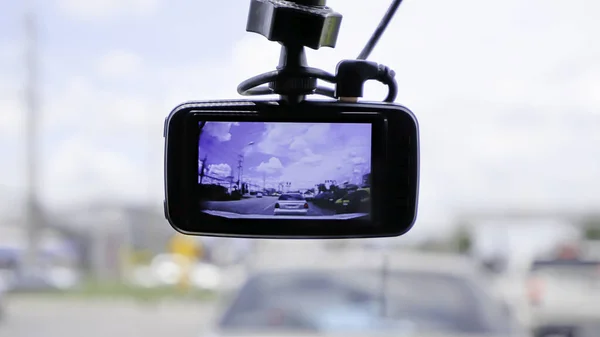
274,193 -> 309,215
256,192 -> 263,198
303,191 -> 315,201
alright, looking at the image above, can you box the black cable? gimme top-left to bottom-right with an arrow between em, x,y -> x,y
378,64 -> 398,103
237,68 -> 336,96
335,60 -> 398,103
314,86 -> 335,98
357,0 -> 404,60
239,84 -> 336,99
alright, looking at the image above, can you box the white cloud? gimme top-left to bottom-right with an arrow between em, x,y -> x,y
304,124 -> 330,143
299,152 -> 324,165
202,122 -> 237,142
289,137 -> 308,152
57,0 -> 161,20
41,138 -> 147,207
256,157 -> 283,175
256,123 -> 310,155
96,50 -> 144,79
43,76 -> 161,137
273,143 -> 371,189
0,97 -> 23,138
248,121 -> 371,187
351,157 -> 367,165
207,163 -> 231,177
0,42 -> 24,139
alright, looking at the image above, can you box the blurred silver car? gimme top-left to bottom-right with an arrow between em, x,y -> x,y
203,251 -> 530,337
526,259 -> 600,337
0,274 -> 6,321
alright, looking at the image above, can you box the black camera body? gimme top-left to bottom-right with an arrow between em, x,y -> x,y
164,99 -> 419,239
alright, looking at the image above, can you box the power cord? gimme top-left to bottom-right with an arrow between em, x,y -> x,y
335,60 -> 397,103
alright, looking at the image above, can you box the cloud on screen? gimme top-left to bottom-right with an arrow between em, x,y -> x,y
256,157 -> 284,175
207,163 -> 232,177
199,121 -> 372,190
203,122 -> 239,142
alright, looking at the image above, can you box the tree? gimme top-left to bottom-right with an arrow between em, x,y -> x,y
583,217 -> 600,241
362,173 -> 371,186
452,224 -> 472,254
317,184 -> 327,193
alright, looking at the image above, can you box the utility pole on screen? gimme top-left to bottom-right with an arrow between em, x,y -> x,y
199,155 -> 207,184
237,155 -> 244,191
23,4 -> 41,274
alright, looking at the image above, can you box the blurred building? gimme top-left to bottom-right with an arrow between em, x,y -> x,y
49,202 -> 171,281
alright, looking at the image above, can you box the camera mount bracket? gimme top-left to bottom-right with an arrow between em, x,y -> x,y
237,0 -> 402,104
239,0 -> 342,103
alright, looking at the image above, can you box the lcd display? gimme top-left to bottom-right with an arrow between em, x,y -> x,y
198,121 -> 372,220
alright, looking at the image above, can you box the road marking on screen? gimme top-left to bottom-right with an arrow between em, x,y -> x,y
262,203 -> 276,211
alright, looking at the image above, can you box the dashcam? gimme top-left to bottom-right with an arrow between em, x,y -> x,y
163,99 -> 419,239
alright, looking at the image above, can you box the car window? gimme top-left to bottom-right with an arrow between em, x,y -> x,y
355,190 -> 369,198
219,270 -> 510,334
278,194 -> 305,201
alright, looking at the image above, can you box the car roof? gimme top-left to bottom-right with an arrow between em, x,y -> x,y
250,248 -> 481,279
530,259 -> 600,271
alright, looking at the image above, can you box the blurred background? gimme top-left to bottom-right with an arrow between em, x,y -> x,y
1,0 -> 599,336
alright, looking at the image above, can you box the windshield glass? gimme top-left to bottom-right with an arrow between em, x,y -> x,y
0,0 -> 597,336
278,194 -> 305,201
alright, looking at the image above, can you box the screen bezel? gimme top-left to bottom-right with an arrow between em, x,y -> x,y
164,100 -> 419,238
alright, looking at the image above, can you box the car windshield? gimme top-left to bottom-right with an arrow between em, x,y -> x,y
278,194 -> 305,201
0,0 -> 597,336
529,260 -> 600,292
219,270 -> 509,334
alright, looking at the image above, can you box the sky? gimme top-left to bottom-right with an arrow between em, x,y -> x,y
198,122 -> 371,190
0,0 -> 599,244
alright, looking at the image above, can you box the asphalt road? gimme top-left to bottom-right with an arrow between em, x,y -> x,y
0,297 -> 217,337
204,196 -> 336,216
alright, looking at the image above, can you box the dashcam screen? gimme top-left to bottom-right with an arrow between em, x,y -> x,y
198,121 -> 372,220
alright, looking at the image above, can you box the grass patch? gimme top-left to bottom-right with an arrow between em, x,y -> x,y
10,283 -> 219,302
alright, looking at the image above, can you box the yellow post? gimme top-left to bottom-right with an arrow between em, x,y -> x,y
168,234 -> 203,291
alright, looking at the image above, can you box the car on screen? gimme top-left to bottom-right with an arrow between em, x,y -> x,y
303,191 -> 315,201
526,259 -> 600,337
312,192 -> 336,207
274,193 -> 309,216
335,187 -> 370,214
256,192 -> 263,198
204,250 -> 528,337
